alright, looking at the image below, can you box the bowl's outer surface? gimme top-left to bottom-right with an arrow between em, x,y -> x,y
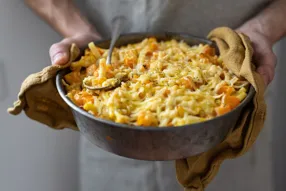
56,32 -> 255,161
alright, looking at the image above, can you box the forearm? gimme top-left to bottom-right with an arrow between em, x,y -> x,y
25,0 -> 97,38
239,0 -> 286,45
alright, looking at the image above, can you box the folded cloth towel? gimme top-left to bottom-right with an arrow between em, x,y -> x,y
7,44 -> 80,130
8,27 -> 266,191
175,27 -> 266,191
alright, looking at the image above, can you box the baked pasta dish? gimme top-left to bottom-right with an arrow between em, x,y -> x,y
63,38 -> 249,127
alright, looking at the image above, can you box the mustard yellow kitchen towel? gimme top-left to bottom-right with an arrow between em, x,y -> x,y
7,44 -> 80,130
175,27 -> 266,191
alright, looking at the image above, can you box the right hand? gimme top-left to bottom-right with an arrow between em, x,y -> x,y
50,32 -> 102,65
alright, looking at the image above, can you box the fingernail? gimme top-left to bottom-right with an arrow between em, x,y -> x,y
52,53 -> 64,65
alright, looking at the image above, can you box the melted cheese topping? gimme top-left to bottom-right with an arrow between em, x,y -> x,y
64,38 -> 249,127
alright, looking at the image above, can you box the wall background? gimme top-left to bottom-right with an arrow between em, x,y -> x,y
0,1 -> 80,191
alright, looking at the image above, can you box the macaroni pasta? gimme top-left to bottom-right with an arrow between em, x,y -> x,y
63,38 -> 249,127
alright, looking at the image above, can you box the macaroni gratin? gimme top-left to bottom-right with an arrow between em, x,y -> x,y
63,38 -> 249,127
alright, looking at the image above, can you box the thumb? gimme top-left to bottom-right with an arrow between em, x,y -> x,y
49,33 -> 102,65
254,51 -> 276,86
256,66 -> 270,85
49,41 -> 70,65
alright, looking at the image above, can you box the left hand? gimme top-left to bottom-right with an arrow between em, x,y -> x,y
236,27 -> 276,85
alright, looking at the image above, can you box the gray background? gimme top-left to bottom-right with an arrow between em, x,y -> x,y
0,0 -> 284,190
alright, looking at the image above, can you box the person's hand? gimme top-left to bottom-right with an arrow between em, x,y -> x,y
50,32 -> 102,65
237,27 -> 276,85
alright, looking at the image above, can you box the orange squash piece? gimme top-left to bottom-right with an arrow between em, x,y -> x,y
181,77 -> 197,90
224,95 -> 240,109
176,106 -> 185,117
136,111 -> 158,126
64,71 -> 81,84
202,45 -> 216,56
218,85 -> 235,95
215,105 -> 231,116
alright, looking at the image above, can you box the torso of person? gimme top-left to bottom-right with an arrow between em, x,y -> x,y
76,0 -> 271,38
75,1 -> 272,191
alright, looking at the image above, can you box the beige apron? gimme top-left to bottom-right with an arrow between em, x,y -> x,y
76,0 -> 270,190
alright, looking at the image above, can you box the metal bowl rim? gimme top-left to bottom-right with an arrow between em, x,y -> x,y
90,31 -> 214,46
56,32 -> 255,131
